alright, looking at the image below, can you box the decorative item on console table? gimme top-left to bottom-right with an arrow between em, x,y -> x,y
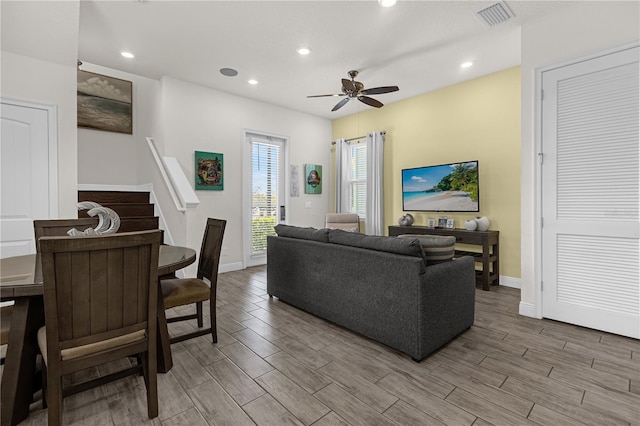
464,219 -> 478,231
398,213 -> 414,226
427,218 -> 436,228
474,216 -> 490,231
437,217 -> 448,228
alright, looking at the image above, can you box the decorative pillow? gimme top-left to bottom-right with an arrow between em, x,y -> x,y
398,234 -> 456,265
274,224 -> 330,243
328,229 -> 424,259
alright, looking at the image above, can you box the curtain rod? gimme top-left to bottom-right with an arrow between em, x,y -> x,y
331,130 -> 386,145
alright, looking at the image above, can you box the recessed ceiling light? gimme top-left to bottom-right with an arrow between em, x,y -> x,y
120,51 -> 135,59
297,47 -> 311,55
220,68 -> 238,77
248,79 -> 258,85
378,0 -> 396,7
461,61 -> 473,68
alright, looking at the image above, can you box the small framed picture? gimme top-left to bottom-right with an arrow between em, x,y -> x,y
446,218 -> 455,229
427,218 -> 436,228
438,216 -> 448,228
304,164 -> 322,194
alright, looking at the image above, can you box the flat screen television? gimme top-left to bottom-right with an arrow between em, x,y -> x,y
402,161 -> 479,212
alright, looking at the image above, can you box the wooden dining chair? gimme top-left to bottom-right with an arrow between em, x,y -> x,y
33,218 -> 99,249
0,305 -> 12,365
160,218 -> 226,344
0,220 -> 99,369
37,230 -> 162,426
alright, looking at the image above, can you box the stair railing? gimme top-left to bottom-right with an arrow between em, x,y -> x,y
146,137 -> 199,212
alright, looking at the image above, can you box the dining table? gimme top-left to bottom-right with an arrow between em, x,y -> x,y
0,244 -> 196,426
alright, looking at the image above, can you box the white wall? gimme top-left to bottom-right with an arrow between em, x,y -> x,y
1,1 -> 80,219
77,63 -> 160,185
520,1 -> 640,315
161,77 -> 332,269
1,52 -> 78,218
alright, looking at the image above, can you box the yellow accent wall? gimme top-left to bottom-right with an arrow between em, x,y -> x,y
332,67 -> 521,279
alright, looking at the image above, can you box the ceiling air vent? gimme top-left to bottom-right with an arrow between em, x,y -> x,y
475,1 -> 515,27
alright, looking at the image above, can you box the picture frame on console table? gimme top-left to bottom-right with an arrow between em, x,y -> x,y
437,217 -> 448,228
446,218 -> 455,229
427,218 -> 436,228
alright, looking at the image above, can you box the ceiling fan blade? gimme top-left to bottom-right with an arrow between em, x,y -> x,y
342,78 -> 356,93
360,86 -> 399,95
332,97 -> 351,111
358,96 -> 384,108
307,94 -> 345,98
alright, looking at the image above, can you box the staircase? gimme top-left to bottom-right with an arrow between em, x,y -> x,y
77,190 -> 159,233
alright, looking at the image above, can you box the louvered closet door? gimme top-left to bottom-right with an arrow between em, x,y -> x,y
541,45 -> 639,338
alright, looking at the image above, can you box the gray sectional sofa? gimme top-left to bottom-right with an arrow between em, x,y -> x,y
266,225 -> 476,361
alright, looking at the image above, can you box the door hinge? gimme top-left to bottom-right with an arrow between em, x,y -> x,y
538,152 -> 544,164
541,281 -> 543,291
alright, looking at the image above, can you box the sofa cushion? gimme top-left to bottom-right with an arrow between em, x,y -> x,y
328,229 -> 425,259
274,224 -> 330,242
398,234 -> 456,265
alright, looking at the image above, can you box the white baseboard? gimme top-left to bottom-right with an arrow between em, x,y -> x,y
519,301 -> 537,318
220,262 -> 244,274
499,275 -> 521,289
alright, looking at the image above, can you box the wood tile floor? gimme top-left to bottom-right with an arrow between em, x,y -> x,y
4,265 -> 639,425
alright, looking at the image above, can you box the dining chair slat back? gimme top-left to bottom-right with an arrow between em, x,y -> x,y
161,218 -> 226,344
38,230 -> 162,426
33,218 -> 99,251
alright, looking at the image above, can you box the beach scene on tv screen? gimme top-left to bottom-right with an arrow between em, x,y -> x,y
402,162 -> 479,212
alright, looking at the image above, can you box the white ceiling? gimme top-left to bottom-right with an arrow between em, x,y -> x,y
77,1 -> 570,120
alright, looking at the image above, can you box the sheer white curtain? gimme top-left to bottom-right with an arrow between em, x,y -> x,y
333,138 -> 349,213
365,131 -> 385,235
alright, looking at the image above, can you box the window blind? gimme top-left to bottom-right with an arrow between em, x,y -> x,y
350,143 -> 367,216
251,141 -> 280,253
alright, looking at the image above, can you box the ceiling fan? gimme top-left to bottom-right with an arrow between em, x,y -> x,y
307,70 -> 399,112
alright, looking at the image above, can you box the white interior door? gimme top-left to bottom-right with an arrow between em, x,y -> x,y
0,99 -> 57,258
541,45 -> 639,338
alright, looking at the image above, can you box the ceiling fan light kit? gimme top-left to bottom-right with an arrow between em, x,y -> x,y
308,70 -> 399,112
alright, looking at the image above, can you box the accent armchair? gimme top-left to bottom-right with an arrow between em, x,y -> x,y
325,213 -> 360,232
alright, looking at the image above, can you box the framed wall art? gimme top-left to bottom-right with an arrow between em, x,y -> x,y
304,164 -> 322,194
290,165 -> 300,197
195,151 -> 224,190
77,69 -> 133,134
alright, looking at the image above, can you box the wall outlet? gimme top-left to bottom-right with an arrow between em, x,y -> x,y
305,201 -> 312,209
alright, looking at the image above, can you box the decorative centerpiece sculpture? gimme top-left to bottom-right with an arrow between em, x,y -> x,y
67,201 -> 121,236
398,213 -> 414,226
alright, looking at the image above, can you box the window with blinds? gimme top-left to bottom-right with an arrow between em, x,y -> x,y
251,140 -> 280,253
349,143 -> 367,216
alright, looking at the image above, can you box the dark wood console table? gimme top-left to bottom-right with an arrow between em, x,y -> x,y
388,226 -> 499,291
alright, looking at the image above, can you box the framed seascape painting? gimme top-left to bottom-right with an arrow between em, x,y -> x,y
195,151 -> 224,190
77,69 -> 133,134
304,164 -> 322,194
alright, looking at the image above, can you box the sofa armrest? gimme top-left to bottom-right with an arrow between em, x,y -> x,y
415,256 -> 476,360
